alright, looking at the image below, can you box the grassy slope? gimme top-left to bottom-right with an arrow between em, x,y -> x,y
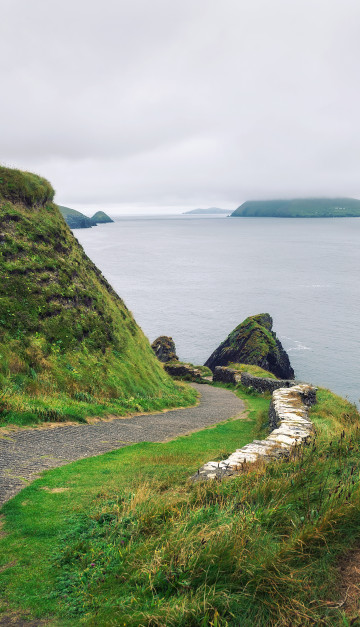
0,166 -> 195,426
58,205 -> 93,228
1,385 -> 359,626
231,198 -> 360,217
227,363 -> 277,379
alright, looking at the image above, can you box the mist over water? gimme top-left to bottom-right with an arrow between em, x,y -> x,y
76,216 -> 360,406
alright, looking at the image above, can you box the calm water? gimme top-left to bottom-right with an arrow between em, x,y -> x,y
76,216 -> 360,405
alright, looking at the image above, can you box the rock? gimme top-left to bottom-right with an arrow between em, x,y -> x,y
164,362 -> 202,380
204,313 -> 294,379
192,383 -> 316,481
151,336 -> 178,363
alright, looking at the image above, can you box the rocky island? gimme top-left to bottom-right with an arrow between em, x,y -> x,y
204,313 -> 294,379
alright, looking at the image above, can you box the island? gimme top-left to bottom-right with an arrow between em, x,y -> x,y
230,198 -> 360,218
183,207 -> 231,215
58,205 -> 114,228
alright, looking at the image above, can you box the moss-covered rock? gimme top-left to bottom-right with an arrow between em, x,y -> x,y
152,336 -> 178,363
204,313 -> 294,379
0,166 -> 194,425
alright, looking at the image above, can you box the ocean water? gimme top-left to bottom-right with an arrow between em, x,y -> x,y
75,216 -> 360,406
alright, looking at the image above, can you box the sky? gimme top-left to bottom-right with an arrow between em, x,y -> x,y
2,0 -> 360,215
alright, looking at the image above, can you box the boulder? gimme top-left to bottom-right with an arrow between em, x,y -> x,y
204,313 -> 294,379
151,336 -> 178,363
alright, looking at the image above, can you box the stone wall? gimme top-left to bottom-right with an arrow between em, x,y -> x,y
213,366 -> 295,393
240,372 -> 294,393
213,366 -> 241,385
192,384 -> 317,481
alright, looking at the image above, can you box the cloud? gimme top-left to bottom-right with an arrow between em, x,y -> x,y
2,0 -> 360,208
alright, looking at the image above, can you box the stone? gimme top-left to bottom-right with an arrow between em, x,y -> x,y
151,336 -> 178,363
164,361 -> 202,380
204,313 -> 294,379
192,383 -> 316,481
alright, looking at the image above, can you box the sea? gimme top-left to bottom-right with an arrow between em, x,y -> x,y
75,215 -> 360,406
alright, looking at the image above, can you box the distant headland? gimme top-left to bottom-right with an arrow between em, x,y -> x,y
58,205 -> 114,229
230,198 -> 360,218
183,207 -> 231,215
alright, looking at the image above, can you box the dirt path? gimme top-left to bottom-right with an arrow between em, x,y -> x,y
0,384 -> 246,506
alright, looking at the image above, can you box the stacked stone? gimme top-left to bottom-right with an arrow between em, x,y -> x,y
192,384 -> 316,481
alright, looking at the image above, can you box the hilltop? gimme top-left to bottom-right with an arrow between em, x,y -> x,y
231,198 -> 360,217
0,166 -> 194,425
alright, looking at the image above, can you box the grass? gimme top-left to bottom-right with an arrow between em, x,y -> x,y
227,363 -> 277,379
0,166 -> 195,426
1,385 -> 359,625
0,385 -> 268,625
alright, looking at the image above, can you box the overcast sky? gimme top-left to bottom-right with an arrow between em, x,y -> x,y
2,0 -> 360,213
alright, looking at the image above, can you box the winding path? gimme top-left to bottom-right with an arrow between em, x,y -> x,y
0,384 -> 246,506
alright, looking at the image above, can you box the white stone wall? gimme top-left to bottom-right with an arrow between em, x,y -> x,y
193,384 -> 316,481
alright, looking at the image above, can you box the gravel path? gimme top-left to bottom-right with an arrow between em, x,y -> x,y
0,384 -> 245,506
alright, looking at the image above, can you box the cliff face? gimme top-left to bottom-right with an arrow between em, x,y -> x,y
0,166 -> 192,424
204,313 -> 294,379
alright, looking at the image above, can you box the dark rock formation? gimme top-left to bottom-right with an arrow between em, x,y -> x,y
204,313 -> 294,379
164,362 -> 202,380
152,336 -> 178,363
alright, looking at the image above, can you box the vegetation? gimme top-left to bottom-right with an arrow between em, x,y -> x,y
58,205 -> 93,229
90,211 -> 113,225
231,197 -> 360,218
0,385 -> 269,625
227,363 -> 277,379
0,166 -> 196,426
0,386 -> 359,625
205,313 -> 294,379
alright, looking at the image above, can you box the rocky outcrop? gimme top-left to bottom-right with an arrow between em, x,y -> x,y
192,384 -> 316,481
213,366 -> 241,385
164,362 -> 203,380
152,336 -> 178,363
204,314 -> 294,379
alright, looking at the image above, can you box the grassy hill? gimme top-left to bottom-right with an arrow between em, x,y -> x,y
0,166 -> 195,425
90,210 -> 113,225
231,198 -> 360,217
1,384 -> 359,625
58,205 -> 93,229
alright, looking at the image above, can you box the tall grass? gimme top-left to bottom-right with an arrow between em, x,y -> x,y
1,387 -> 359,625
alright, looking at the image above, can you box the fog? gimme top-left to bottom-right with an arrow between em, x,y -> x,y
2,0 -> 360,212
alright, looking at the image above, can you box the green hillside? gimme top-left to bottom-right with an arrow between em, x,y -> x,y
0,166 -> 195,425
90,210 -> 113,225
231,198 -> 360,217
58,205 -> 93,229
